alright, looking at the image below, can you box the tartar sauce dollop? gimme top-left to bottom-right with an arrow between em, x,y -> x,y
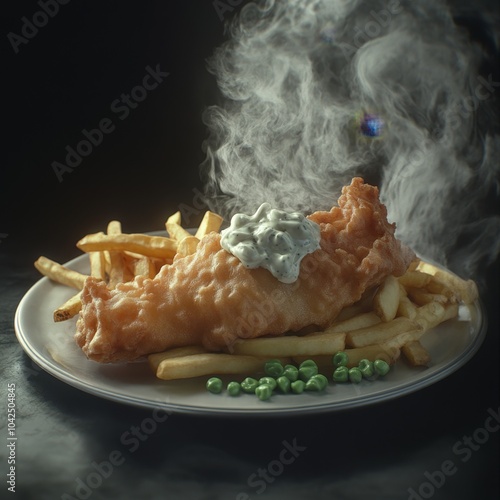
220,203 -> 321,283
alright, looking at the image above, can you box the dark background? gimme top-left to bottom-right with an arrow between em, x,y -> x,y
2,0 -> 235,261
1,1 -> 499,499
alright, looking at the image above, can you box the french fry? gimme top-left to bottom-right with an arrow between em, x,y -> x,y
105,219 -> 124,287
413,302 -> 459,331
232,331 -> 346,357
177,236 -> 200,257
407,259 -> 421,272
34,256 -> 88,290
397,284 -> 418,319
381,327 -> 427,350
401,340 -> 431,367
166,211 -> 180,225
346,317 -> 421,348
89,250 -> 107,280
398,270 -> 432,289
107,251 -> 128,288
106,220 -> 122,235
103,250 -> 112,275
344,344 -> 400,367
323,312 -> 381,333
373,275 -> 400,321
148,346 -> 209,373
156,353 -> 282,380
406,287 -> 448,306
425,279 -> 457,301
53,292 -> 82,322
382,303 -> 458,350
195,211 -> 224,239
76,233 -> 178,259
413,301 -> 446,330
416,261 -> 479,304
132,256 -> 157,278
165,211 -> 192,242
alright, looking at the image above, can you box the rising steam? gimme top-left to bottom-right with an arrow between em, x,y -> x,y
200,0 -> 500,282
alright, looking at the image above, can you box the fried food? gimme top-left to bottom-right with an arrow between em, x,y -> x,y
155,353 -> 285,381
416,261 -> 478,304
345,317 -> 421,348
322,311 -> 381,333
231,331 -> 346,357
165,211 -> 192,242
75,178 -> 415,363
195,211 -> 224,239
53,292 -> 82,322
34,256 -> 88,290
76,232 -> 177,259
402,340 -> 431,367
372,275 -> 400,322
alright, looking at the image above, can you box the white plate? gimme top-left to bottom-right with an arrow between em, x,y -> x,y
15,254 -> 486,416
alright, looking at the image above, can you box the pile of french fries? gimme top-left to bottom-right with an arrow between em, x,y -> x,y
34,210 -> 223,322
34,209 -> 479,384
149,260 -> 477,381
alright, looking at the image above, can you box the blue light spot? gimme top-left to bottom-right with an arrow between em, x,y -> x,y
360,113 -> 384,137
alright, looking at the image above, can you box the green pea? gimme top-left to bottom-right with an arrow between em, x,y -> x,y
255,384 -> 273,401
315,374 -> 329,389
227,381 -> 241,396
206,377 -> 223,394
348,367 -> 363,384
300,359 -> 318,369
332,351 -> 349,368
333,366 -> 349,382
276,376 -> 291,393
283,364 -> 299,382
299,360 -> 318,381
291,380 -> 306,394
358,359 -> 374,379
373,359 -> 390,376
305,374 -> 328,391
264,359 -> 284,377
241,377 -> 259,394
259,377 -> 277,391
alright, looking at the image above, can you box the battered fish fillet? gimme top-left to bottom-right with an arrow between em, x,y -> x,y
75,178 -> 415,363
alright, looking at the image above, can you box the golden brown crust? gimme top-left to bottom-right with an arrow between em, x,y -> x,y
75,178 -> 415,363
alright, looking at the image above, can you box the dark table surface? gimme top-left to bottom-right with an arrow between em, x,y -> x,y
2,1 -> 499,499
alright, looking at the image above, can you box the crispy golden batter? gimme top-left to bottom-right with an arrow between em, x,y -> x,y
75,178 -> 415,362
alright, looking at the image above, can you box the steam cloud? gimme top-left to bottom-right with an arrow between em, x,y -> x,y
200,0 -> 500,283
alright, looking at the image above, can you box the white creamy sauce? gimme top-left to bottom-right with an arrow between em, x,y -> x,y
220,203 -> 321,283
